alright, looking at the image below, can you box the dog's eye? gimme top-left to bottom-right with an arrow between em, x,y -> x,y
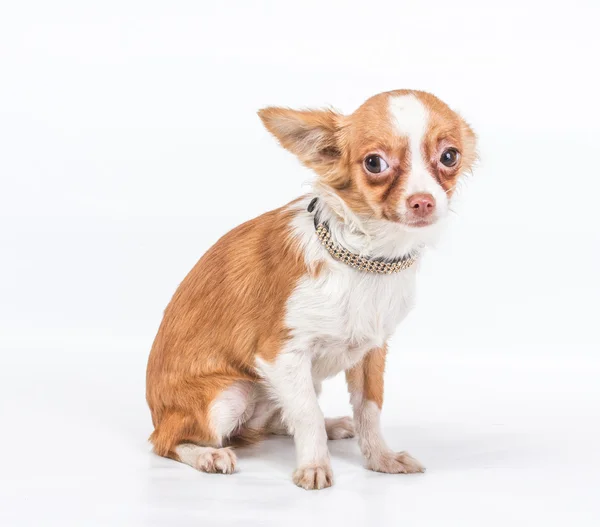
440,148 -> 460,167
364,155 -> 389,174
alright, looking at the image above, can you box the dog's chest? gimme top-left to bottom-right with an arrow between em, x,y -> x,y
285,262 -> 417,379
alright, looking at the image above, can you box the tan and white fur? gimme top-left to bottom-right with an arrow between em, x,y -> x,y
146,89 -> 477,490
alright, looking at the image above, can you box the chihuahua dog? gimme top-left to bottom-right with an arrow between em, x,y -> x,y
146,89 -> 476,490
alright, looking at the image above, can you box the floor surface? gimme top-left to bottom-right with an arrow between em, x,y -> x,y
1,343 -> 598,526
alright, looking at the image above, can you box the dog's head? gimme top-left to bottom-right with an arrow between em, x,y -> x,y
259,90 -> 476,232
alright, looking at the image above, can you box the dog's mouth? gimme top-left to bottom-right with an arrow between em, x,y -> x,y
405,219 -> 435,228
398,216 -> 439,229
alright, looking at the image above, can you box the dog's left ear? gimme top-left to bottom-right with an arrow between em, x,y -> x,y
258,107 -> 343,173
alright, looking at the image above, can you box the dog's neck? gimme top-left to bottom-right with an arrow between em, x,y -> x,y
311,183 -> 445,260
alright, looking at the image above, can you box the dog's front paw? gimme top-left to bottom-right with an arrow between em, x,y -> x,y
293,462 -> 333,490
367,451 -> 425,474
325,416 -> 355,440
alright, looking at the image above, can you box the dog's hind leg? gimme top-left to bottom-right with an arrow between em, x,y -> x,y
149,380 -> 257,474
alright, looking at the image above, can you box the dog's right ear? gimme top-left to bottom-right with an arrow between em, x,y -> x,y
258,107 -> 343,173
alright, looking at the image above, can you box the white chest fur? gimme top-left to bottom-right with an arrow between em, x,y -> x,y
286,263 -> 417,380
284,195 -> 423,381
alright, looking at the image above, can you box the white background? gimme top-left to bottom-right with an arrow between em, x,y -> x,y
1,1 -> 599,525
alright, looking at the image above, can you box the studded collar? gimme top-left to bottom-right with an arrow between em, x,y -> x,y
307,198 -> 419,274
